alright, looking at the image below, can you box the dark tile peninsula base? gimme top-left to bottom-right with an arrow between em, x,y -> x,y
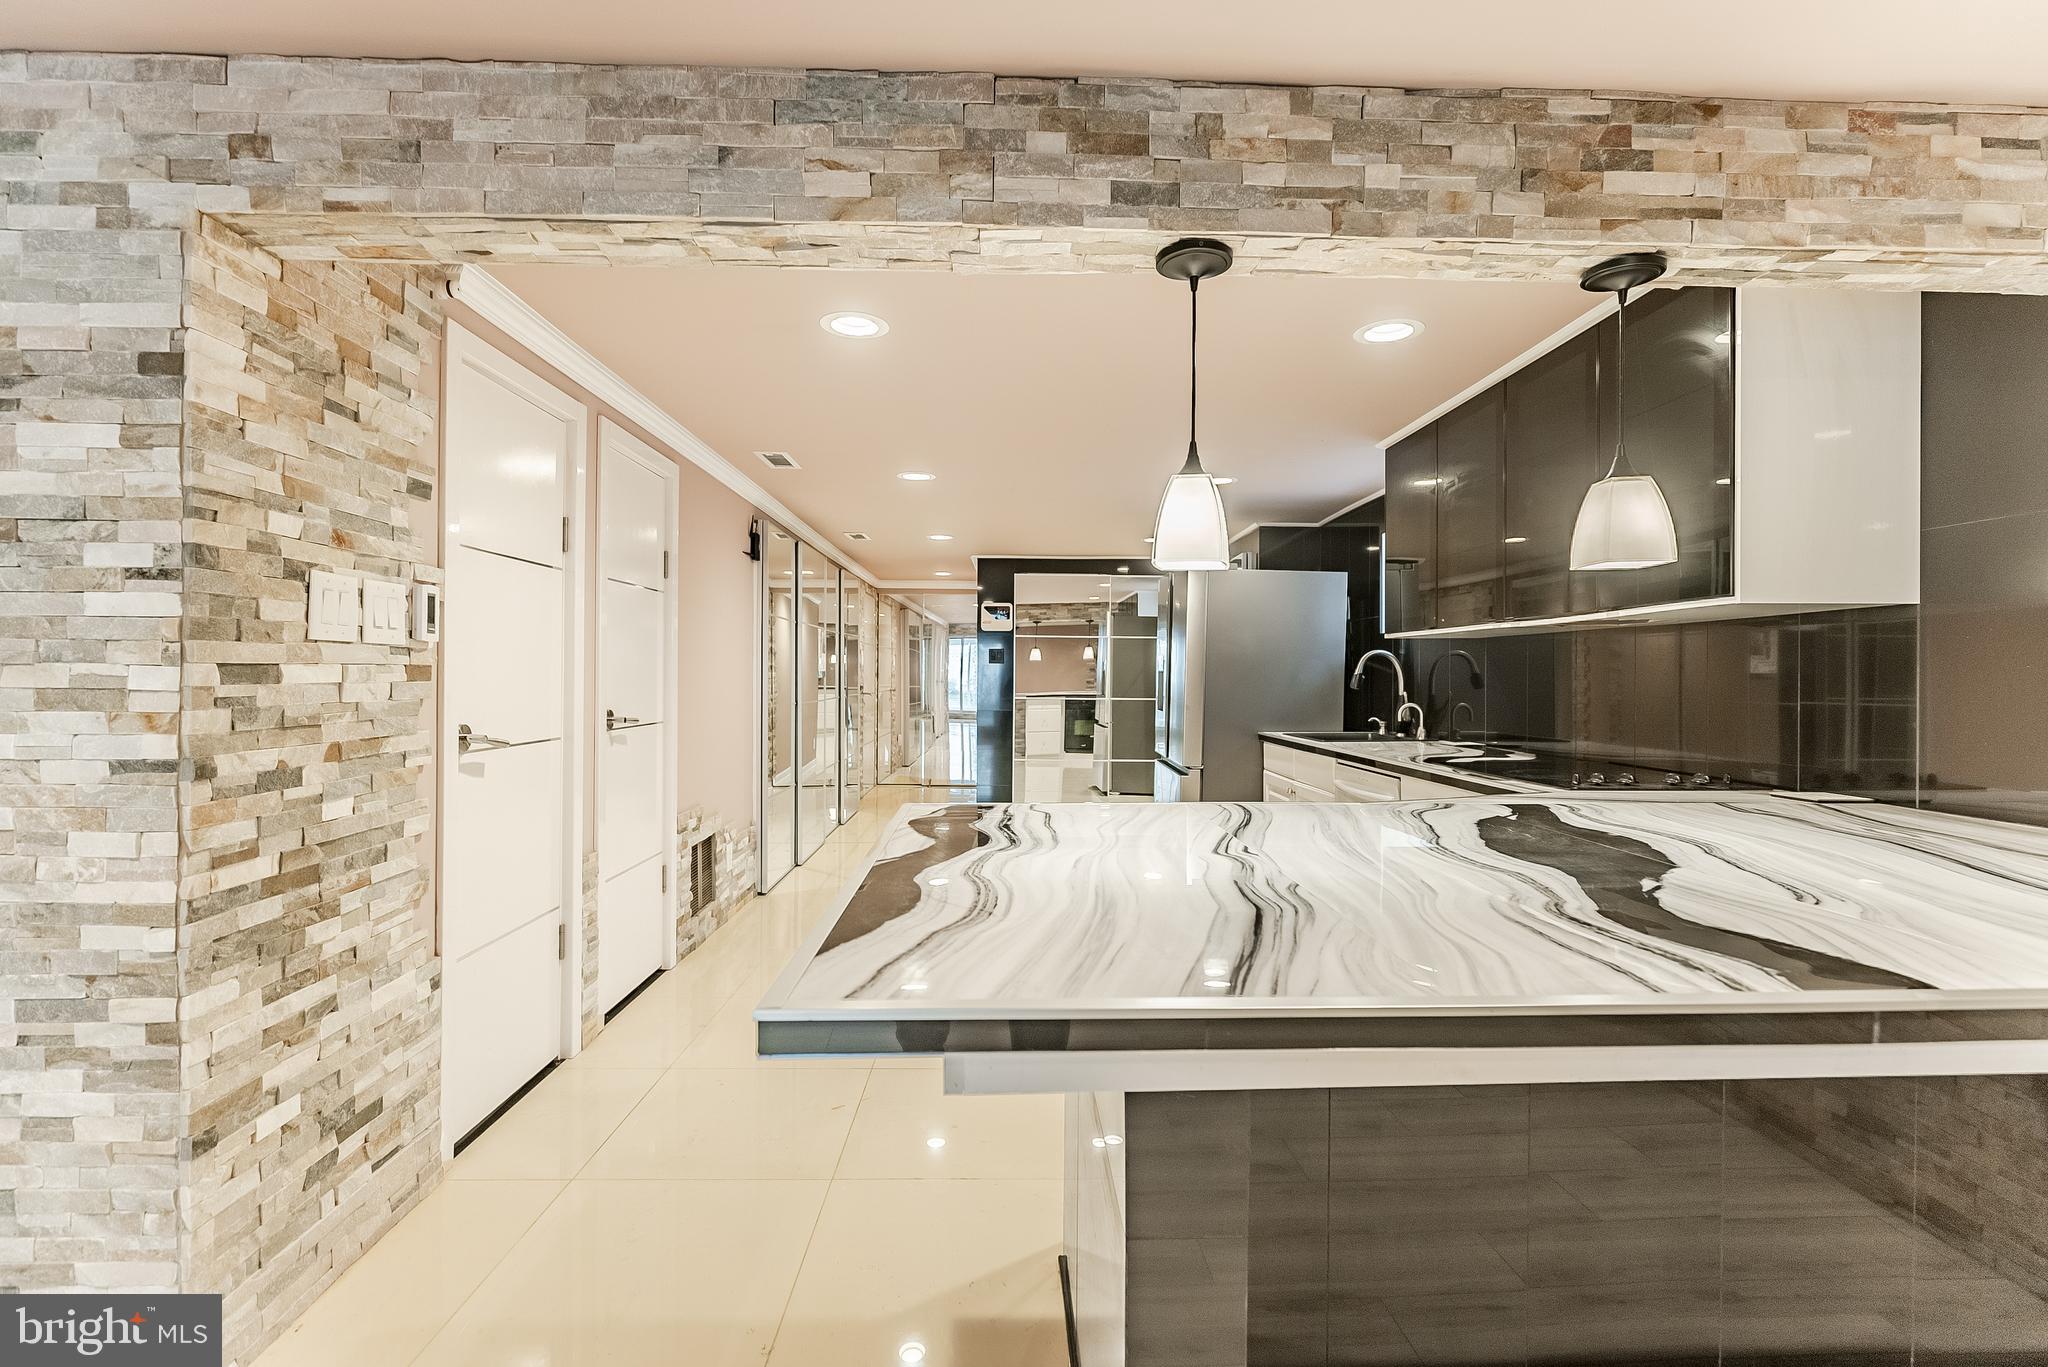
1094,1076 -> 2048,1367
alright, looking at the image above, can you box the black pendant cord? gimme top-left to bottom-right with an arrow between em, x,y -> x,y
1183,277 -> 1203,472
1607,284 -> 1635,479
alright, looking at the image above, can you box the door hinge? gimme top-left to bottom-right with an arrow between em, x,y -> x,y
557,924 -> 567,960
562,516 -> 570,554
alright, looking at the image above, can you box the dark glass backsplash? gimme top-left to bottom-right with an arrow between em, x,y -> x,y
1383,608 -> 1920,798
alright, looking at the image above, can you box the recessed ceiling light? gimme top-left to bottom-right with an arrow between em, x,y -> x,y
898,471 -> 936,482
927,533 -> 953,541
900,1343 -> 927,1365
821,311 -> 888,339
925,1136 -> 946,1150
1355,318 -> 1423,344
933,570 -> 953,577
1214,477 -> 1236,485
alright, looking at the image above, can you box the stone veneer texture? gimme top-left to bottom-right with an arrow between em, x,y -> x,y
178,218 -> 445,1356
7,52 -> 2048,287
678,810 -> 755,957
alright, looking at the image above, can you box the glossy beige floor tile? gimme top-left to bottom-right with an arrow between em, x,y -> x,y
450,1066 -> 663,1180
834,1068 -> 1065,1181
766,1179 -> 1068,1367
412,1180 -> 829,1367
251,1179 -> 563,1367
580,1067 -> 869,1179
562,970 -> 740,1070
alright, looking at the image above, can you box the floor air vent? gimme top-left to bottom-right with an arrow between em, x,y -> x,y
688,836 -> 717,914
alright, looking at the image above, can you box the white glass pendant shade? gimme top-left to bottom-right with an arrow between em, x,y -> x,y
1569,471 -> 1678,571
1568,260 -> 1678,573
1028,646 -> 1042,662
1151,456 -> 1230,570
1082,644 -> 1095,660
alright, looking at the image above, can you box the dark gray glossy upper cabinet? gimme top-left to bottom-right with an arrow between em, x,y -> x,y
1503,326 -> 1600,619
1383,426 -> 1438,633
1579,287 -> 1736,612
1434,384 -> 1505,627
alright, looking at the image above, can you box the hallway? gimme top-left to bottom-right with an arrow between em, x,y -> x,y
253,785 -> 1068,1367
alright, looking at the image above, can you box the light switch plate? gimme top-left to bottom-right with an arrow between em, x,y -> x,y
308,569 -> 360,642
360,575 -> 409,646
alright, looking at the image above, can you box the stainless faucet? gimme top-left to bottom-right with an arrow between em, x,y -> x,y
1351,649 -> 1424,739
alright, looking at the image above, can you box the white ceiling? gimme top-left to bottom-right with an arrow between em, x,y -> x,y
485,264 -> 1597,579
25,0 -> 2048,105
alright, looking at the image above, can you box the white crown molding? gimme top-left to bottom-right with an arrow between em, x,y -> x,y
447,265 -> 881,587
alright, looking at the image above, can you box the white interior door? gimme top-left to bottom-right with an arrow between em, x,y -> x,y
596,421 -> 674,1015
441,324 -> 584,1146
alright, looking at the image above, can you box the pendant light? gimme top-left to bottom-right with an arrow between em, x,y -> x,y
1570,252 -> 1679,572
1082,644 -> 1095,661
1150,239 -> 1233,570
1028,646 -> 1042,662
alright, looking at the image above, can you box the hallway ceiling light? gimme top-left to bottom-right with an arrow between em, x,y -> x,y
1570,252 -> 1679,573
1355,318 -> 1423,344
933,570 -> 953,576
897,470 -> 936,481
821,311 -> 888,338
1150,238 -> 1234,571
927,533 -> 953,541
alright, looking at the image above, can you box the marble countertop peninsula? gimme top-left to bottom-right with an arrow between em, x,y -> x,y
761,796 -> 2048,1018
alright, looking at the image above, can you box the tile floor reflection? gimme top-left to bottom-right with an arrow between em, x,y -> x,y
253,784 -> 1066,1367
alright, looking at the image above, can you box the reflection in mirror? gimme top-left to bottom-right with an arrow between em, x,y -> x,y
1011,573 -> 1163,802
760,527 -> 798,891
881,591 -> 979,786
796,551 -> 839,861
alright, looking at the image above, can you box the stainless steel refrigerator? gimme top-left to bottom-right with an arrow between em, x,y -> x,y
1153,568 -> 1347,801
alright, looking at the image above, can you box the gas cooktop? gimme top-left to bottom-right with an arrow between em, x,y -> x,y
1416,744 -> 1757,794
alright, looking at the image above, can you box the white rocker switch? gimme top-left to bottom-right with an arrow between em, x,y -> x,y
361,575 -> 409,646
307,569 -> 360,643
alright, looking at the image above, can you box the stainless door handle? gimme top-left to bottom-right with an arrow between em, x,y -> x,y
605,709 -> 646,731
457,723 -> 512,754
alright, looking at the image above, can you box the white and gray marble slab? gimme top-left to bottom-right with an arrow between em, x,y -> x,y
759,795 -> 2048,1020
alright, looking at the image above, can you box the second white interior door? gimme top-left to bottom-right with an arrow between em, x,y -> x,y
596,421 -> 674,1015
